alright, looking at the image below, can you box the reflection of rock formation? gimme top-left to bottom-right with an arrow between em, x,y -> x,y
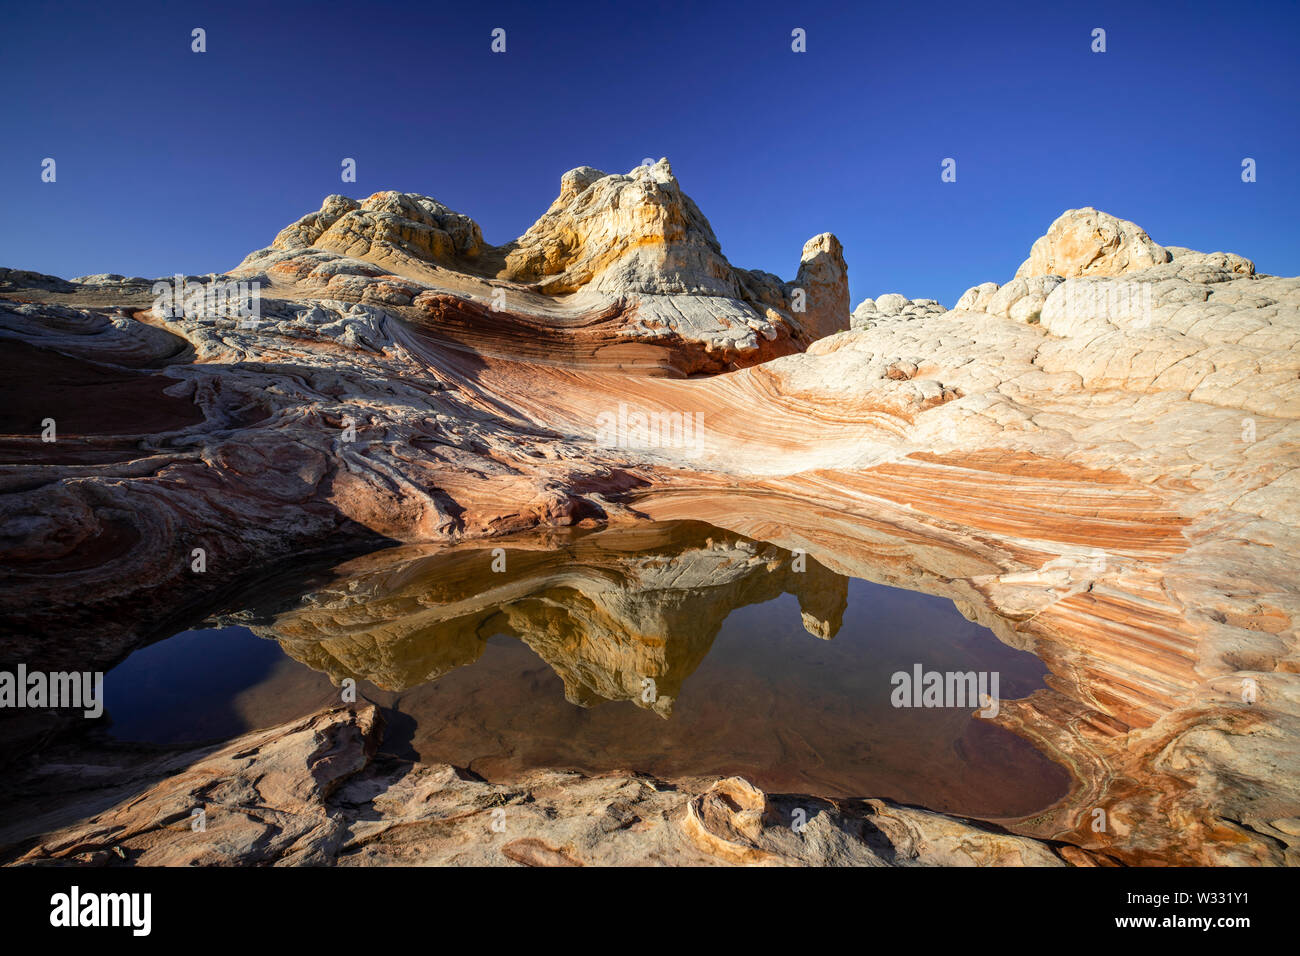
233,520 -> 847,717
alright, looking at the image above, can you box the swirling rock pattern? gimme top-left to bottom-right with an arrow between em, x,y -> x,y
1,705 -> 1074,867
235,160 -> 849,373
1,169 -> 1297,865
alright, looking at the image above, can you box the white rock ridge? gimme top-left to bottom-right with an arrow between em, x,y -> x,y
235,159 -> 849,373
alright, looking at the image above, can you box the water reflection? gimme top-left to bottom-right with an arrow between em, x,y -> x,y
236,520 -> 848,713
100,519 -> 1071,818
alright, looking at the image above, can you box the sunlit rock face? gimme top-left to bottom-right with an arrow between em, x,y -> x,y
851,294 -> 946,330
1014,207 -> 1171,279
269,192 -> 486,269
503,161 -> 738,296
235,159 -> 849,374
220,521 -> 846,716
1,181 -> 1299,866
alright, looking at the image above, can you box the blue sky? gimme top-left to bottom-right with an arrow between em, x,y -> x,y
2,0 -> 1296,307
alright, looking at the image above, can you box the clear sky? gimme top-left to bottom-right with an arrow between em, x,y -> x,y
2,0 -> 1296,308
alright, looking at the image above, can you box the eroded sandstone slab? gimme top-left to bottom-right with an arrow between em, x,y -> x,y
1,706 -> 1073,867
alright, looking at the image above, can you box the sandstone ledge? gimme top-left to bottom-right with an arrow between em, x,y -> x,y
1,706 -> 1078,867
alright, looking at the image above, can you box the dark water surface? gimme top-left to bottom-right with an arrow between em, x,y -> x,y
103,521 -> 1071,820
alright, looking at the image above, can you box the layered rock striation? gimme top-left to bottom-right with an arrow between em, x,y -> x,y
1,705 -> 1073,867
235,159 -> 848,374
1,167 -> 1297,866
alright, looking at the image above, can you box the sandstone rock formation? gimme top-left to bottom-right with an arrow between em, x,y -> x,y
234,160 -> 849,374
1015,207 -> 1171,279
954,275 -> 1063,323
959,209 -> 1260,328
1,705 -> 1072,867
1,181 -> 1298,866
851,294 -> 945,329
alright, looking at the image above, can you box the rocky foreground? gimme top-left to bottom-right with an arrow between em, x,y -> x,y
1,162 -> 1298,865
2,705 -> 1077,867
